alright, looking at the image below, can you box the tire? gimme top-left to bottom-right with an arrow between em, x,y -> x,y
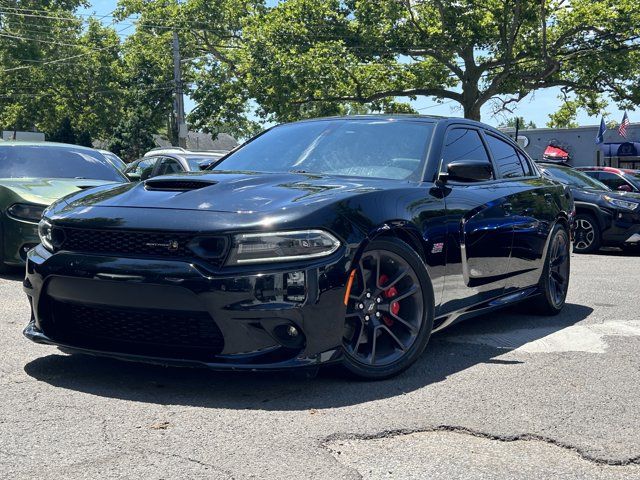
341,237 -> 435,380
573,213 -> 601,254
533,223 -> 571,316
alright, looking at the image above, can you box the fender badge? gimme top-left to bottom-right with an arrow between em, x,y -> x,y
431,242 -> 444,254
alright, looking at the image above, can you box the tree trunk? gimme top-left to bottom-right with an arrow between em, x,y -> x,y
463,102 -> 482,121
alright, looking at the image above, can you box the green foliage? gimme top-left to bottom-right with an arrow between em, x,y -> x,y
0,4 -> 129,139
3,0 -> 640,151
499,117 -> 536,129
106,106 -> 156,161
48,116 -> 92,146
119,0 -> 640,126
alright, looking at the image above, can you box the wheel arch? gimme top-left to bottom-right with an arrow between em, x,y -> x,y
574,202 -> 608,230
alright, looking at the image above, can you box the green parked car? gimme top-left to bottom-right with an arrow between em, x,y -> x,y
0,142 -> 128,272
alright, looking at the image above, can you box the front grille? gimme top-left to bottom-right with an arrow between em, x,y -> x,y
47,302 -> 224,359
58,228 -> 226,261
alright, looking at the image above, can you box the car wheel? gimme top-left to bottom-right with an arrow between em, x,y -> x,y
533,223 -> 571,316
341,238 -> 434,380
573,213 -> 601,254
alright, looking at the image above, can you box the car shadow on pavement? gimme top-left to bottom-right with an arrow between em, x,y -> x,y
0,270 -> 24,282
23,303 -> 593,410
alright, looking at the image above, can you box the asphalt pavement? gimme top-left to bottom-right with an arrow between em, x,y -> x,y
1,250 -> 639,479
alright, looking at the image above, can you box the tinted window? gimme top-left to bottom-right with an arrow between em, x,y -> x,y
214,120 -> 434,180
156,158 -> 184,176
440,128 -> 492,175
597,172 -> 632,190
127,157 -> 160,180
184,155 -> 224,170
517,151 -> 534,176
0,145 -> 125,182
485,135 -> 525,178
542,166 -> 610,190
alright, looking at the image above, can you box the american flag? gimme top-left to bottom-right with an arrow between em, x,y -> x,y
618,112 -> 630,138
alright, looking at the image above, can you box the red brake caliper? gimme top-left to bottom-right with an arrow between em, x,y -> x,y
378,274 -> 400,327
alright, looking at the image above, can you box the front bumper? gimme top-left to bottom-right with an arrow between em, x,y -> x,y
2,215 -> 39,266
601,210 -> 640,246
23,245 -> 351,370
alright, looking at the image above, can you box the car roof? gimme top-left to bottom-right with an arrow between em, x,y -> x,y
0,141 -> 99,152
284,115 -> 516,144
536,162 -> 573,169
576,166 -> 624,174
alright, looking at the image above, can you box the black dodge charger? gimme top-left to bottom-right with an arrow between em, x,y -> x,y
24,116 -> 573,379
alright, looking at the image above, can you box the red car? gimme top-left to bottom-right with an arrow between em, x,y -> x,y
577,167 -> 640,193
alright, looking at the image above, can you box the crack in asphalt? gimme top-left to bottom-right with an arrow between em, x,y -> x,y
133,448 -> 238,479
322,425 -> 640,467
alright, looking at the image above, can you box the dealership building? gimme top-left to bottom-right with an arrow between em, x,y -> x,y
501,122 -> 640,169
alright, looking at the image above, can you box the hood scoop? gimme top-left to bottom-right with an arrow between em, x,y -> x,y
144,179 -> 218,192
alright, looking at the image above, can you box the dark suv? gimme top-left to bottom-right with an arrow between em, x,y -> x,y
538,163 -> 640,253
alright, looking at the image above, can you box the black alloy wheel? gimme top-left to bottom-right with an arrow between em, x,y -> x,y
342,238 -> 434,379
533,223 -> 571,315
573,213 -> 601,254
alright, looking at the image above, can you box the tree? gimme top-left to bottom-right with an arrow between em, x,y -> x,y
106,106 -> 156,161
117,0 -> 640,127
499,116 -> 536,129
239,0 -> 640,122
0,2 -> 127,141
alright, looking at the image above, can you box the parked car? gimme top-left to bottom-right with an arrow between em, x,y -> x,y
97,149 -> 127,171
24,116 -> 572,379
125,151 -> 227,181
577,166 -> 640,193
0,142 -> 128,271
538,162 -> 640,253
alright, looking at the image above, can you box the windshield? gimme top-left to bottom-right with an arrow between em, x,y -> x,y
102,152 -> 127,171
213,119 -> 434,180
184,155 -> 223,170
0,145 -> 126,182
543,165 -> 610,191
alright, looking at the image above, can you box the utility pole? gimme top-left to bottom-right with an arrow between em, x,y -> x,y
172,31 -> 187,149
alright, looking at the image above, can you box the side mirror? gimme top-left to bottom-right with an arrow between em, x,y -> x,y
617,184 -> 633,192
126,172 -> 141,182
444,160 -> 493,183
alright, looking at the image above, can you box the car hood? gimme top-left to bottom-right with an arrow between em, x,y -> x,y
0,178 -> 118,205
61,171 -> 395,213
571,187 -> 640,204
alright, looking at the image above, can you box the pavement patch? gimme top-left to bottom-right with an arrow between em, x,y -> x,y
444,320 -> 640,354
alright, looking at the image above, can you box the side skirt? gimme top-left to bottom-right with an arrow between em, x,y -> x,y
431,286 -> 539,334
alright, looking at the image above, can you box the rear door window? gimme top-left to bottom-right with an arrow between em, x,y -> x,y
485,134 -> 526,179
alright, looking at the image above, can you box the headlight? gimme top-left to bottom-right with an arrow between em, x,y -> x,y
7,203 -> 46,223
227,230 -> 341,265
603,195 -> 639,211
38,219 -> 64,252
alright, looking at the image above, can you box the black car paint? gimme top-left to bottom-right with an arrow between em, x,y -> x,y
540,164 -> 640,247
23,117 -> 573,370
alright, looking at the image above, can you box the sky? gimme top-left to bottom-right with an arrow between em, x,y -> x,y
79,0 -> 629,129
